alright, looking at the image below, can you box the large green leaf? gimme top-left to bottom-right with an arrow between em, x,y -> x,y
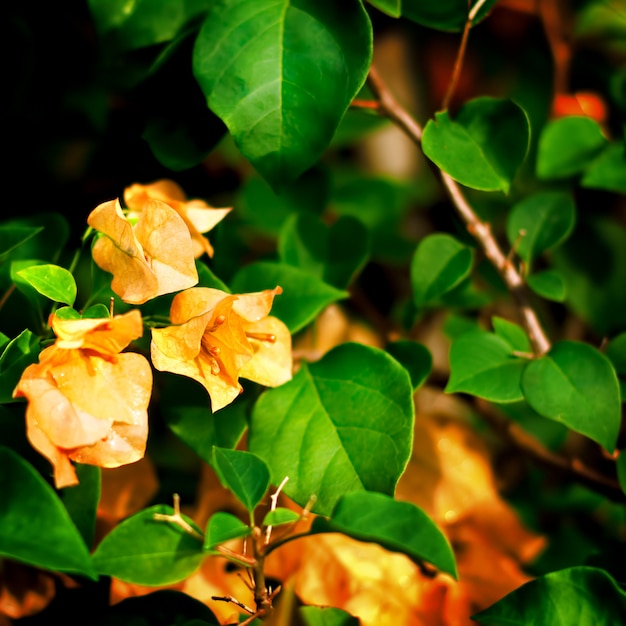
422,97 -> 530,192
59,464 -> 101,548
506,191 -> 576,264
521,341 -> 621,452
211,447 -> 271,516
312,491 -> 457,578
0,446 -> 96,579
473,566 -> 626,625
411,233 -> 473,308
279,213 -> 370,288
446,330 -> 526,402
92,504 -> 204,585
249,343 -> 414,515
536,116 -> 607,179
193,0 -> 373,187
581,141 -> 626,193
230,261 -> 348,333
16,263 -> 77,306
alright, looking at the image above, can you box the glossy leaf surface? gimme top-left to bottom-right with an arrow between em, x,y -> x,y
204,511 -> 251,550
16,263 -> 77,306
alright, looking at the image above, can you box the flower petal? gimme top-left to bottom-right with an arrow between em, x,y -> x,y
169,287 -> 231,324
232,287 -> 283,322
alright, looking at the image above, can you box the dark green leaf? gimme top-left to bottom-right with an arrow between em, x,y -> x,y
411,233 -> 473,308
473,566 -> 626,625
311,491 -> 457,578
17,263 -> 77,306
521,341 -> 621,452
536,116 -> 607,179
506,191 -> 576,264
299,606 -> 359,626
581,141 -> 626,193
446,331 -> 526,402
230,262 -> 348,333
0,329 -> 40,404
92,504 -> 204,585
60,464 -> 101,548
193,0 -> 372,187
617,452 -> 626,496
197,260 -> 231,292
211,447 -> 271,516
422,98 -> 529,192
0,226 -> 43,261
204,512 -> 251,550
386,340 -> 432,390
279,213 -> 370,288
262,507 -> 300,527
492,317 -> 532,353
249,343 -> 414,516
606,333 -> 626,375
526,269 -> 566,302
0,446 -> 96,578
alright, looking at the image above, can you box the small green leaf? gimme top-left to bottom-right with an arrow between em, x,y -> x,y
411,233 -> 473,308
204,512 -> 251,551
55,306 -> 82,320
211,447 -> 271,516
386,340 -> 432,390
537,116 -> 607,179
506,191 -> 576,264
473,566 -> 626,625
581,141 -> 626,193
193,0 -> 373,187
16,263 -> 77,305
299,606 -> 359,626
527,269 -> 567,302
521,341 -> 621,452
82,303 -> 111,319
230,262 -> 348,333
279,213 -> 370,289
92,504 -> 204,585
0,329 -> 40,404
249,343 -> 414,516
262,507 -> 300,527
422,98 -> 529,192
0,446 -> 96,579
311,491 -> 457,579
492,317 -> 532,353
446,331 -> 526,402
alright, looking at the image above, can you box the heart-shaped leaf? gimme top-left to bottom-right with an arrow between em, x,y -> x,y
204,511 -> 251,551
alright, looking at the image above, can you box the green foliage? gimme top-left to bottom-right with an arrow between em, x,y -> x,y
204,511 -> 251,551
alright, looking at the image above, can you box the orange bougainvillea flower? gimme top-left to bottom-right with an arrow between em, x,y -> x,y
13,311 -> 153,489
124,179 -> 231,258
151,287 -> 292,412
87,198 -> 199,305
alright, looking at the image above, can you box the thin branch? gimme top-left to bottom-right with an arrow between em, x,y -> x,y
366,65 -> 551,356
153,493 -> 204,542
441,16 -> 472,111
265,475 -> 289,544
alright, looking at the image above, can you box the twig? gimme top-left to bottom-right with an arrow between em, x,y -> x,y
265,476 -> 289,544
366,65 -> 551,356
153,493 -> 204,542
441,15 -> 472,111
211,595 -> 255,615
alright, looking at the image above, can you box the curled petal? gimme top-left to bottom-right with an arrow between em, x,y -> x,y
232,287 -> 283,322
169,287 -> 231,324
151,313 -> 210,362
124,180 -> 187,208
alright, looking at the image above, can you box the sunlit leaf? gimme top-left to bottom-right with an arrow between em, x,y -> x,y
0,446 -> 96,579
92,504 -> 204,585
193,0 -> 372,187
204,511 -> 251,551
581,141 -> 626,193
211,447 -> 271,515
262,507 -> 300,527
521,341 -> 621,452
473,566 -> 626,625
299,605 -> 359,626
16,263 -> 77,306
250,342 -> 414,515
527,269 -> 566,302
312,491 -> 457,578
422,98 -> 529,192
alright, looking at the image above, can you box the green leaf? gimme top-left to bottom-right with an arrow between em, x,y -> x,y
446,331 -> 526,402
204,512 -> 251,550
211,447 -> 271,515
521,341 -> 621,452
0,329 -> 40,404
0,446 -> 96,579
279,213 -> 370,289
92,504 -> 204,585
536,116 -> 607,179
249,343 -> 414,516
4,213 -> 69,263
473,566 -> 626,625
59,464 -> 101,548
506,191 -> 576,264
422,98 -> 530,192
197,260 -> 231,292
606,333 -> 626,375
299,606 -> 359,626
311,491 -> 457,579
193,0 -> 373,187
526,269 -> 566,302
16,263 -> 77,306
262,507 -> 300,527
55,306 -> 82,320
581,141 -> 626,193
492,317 -> 532,353
82,303 -> 111,319
0,225 -> 43,261
386,340 -> 432,390
411,233 -> 473,308
230,261 -> 348,333
160,372 -> 249,459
